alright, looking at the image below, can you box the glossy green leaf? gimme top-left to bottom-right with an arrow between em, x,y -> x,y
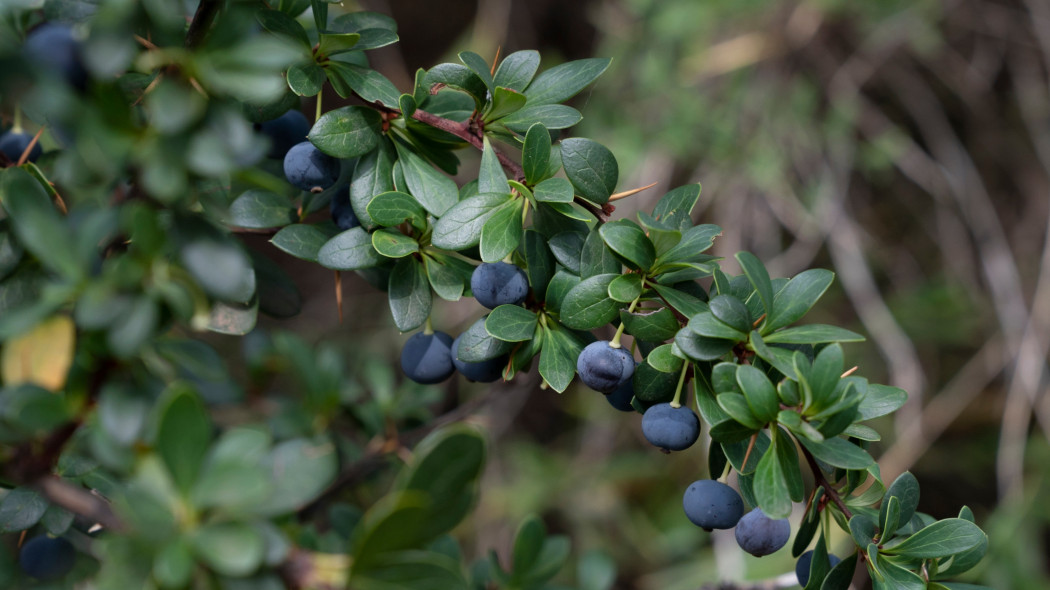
500,104 -> 583,133
318,227 -> 382,270
709,294 -> 752,334
227,190 -> 295,229
764,324 -> 865,344
0,487 -> 47,532
561,138 -> 618,205
533,177 -> 574,204
394,141 -> 461,217
736,365 -> 779,423
649,283 -> 708,317
156,385 -> 212,493
478,137 -> 510,194
486,305 -> 538,342
308,105 -> 382,158
717,393 -> 764,430
484,86 -> 528,122
388,257 -> 431,332
372,228 -> 419,258
674,328 -> 734,361
192,522 -> 265,577
423,63 -> 487,107
479,199 -> 524,262
559,274 -> 622,330
287,62 -> 326,96
494,50 -> 540,91
351,143 -> 396,230
873,555 -> 926,590
766,269 -> 835,332
885,518 -> 986,558
689,311 -> 747,341
599,219 -> 654,270
523,123 -> 552,185
645,344 -> 682,373
1,168 -> 82,280
270,223 -> 338,262
797,436 -> 874,470
431,193 -> 511,250
856,384 -> 908,421
632,358 -> 677,403
366,191 -> 427,230
820,551 -> 857,590
257,8 -> 311,47
523,230 -> 554,298
652,184 -> 701,230
540,322 -> 584,393
524,57 -> 611,105
246,437 -> 338,516
880,472 -> 919,536
456,315 -> 514,362
749,329 -> 797,378
325,62 -> 401,108
755,432 -> 792,519
620,307 -> 679,342
607,273 -> 643,303
318,32 -> 360,57
849,513 -> 877,547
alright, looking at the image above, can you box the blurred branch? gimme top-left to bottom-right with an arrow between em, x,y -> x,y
34,476 -> 124,533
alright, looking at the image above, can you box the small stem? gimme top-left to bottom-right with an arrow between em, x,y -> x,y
184,0 -> 222,48
670,361 -> 689,408
12,106 -> 23,133
609,298 -> 640,349
741,432 -> 758,471
717,458 -> 733,483
801,444 -> 853,519
423,317 -> 434,336
315,92 -> 323,123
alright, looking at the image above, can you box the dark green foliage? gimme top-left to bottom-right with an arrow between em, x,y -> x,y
796,549 -> 841,587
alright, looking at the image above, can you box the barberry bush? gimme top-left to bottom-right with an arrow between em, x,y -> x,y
0,1 -> 990,588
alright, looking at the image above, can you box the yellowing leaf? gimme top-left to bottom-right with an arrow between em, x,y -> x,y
1,316 -> 75,392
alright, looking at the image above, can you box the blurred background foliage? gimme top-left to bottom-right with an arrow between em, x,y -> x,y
216,0 -> 1049,588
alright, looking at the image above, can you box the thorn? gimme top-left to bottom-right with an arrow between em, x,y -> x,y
133,34 -> 158,50
608,181 -> 658,202
752,313 -> 766,328
490,45 -> 501,76
16,128 -> 45,166
334,271 -> 343,324
133,74 -> 164,106
841,366 -> 859,378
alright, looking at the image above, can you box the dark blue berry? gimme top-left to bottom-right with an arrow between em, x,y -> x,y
470,262 -> 529,309
576,341 -> 635,393
451,334 -> 506,383
641,402 -> 701,451
329,185 -> 359,231
735,508 -> 790,557
682,479 -> 745,530
0,131 -> 42,163
19,536 -> 75,581
796,550 -> 842,587
258,109 -> 311,160
24,24 -> 87,89
400,331 -> 455,384
283,141 -> 340,192
605,374 -> 636,411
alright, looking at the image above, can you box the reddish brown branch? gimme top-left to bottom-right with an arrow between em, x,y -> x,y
410,109 -> 525,181
800,444 -> 853,519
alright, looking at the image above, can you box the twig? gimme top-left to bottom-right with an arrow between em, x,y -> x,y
410,109 -> 525,181
185,0 -> 223,49
34,476 -> 124,532
800,444 -> 852,519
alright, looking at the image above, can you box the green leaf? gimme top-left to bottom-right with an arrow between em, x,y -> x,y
821,551 -> 857,590
1,168 -> 82,280
511,516 -> 546,575
873,555 -> 926,590
881,472 -> 920,536
458,51 -> 494,91
709,294 -> 752,334
632,359 -> 678,403
523,230 -> 554,299
599,219 -> 655,270
318,227 -> 382,270
608,273 -> 643,303
561,138 -> 618,205
735,252 -> 773,319
545,270 -> 580,315
494,50 -> 540,91
652,184 -> 701,230
500,104 -> 583,133
308,105 -> 382,158
257,8 -> 311,48
227,190 -> 295,229
849,513 -> 877,547
270,223 -> 338,262
479,137 -> 510,194
559,274 -> 622,330
456,315 -> 514,362
532,178 -> 573,205
650,283 -> 708,317
156,385 -> 212,493
394,140 -> 459,217
797,436 -> 874,470
755,432 -> 792,519
366,191 -> 427,230
246,437 -> 337,516
480,199 -> 524,263
764,324 -> 865,344
431,193 -> 512,250
620,307 -> 679,342
766,269 -> 835,332
579,229 -> 620,278
484,86 -> 528,122
287,61 -> 326,96
486,305 -> 538,342
524,57 -> 611,105
749,330 -> 797,378
153,539 -> 194,588
192,522 -> 265,577
324,62 -> 401,108
423,63 -> 487,108
885,518 -> 986,559
540,322 -> 585,393
523,123 -> 552,185
775,427 -> 805,502
856,384 -> 908,421
318,32 -> 360,57
351,143 -> 396,230
40,503 -> 73,535
717,393 -> 764,430
0,487 -> 47,532
736,365 -> 779,423
372,228 -> 419,258
423,253 -> 468,301
675,328 -> 734,361
388,257 -> 431,332
207,299 -> 258,336
645,344 -> 683,373
689,311 -> 747,341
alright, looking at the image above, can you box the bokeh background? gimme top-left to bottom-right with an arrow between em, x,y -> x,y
248,0 -> 1050,587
